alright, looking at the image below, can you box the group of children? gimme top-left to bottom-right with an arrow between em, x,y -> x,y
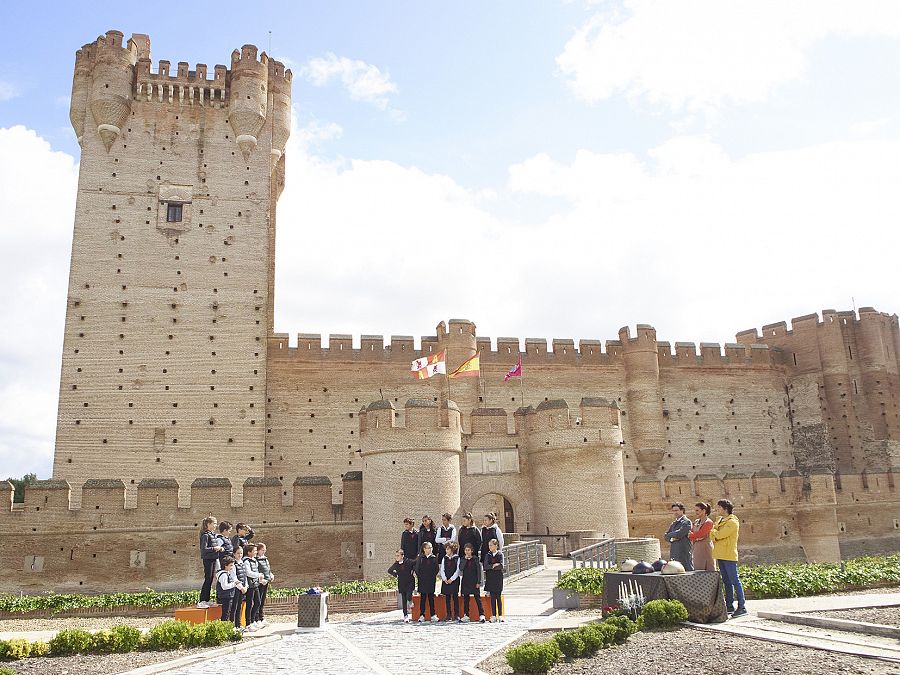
198,517 -> 275,632
389,511 -> 506,624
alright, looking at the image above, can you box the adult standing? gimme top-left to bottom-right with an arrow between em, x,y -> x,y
711,499 -> 747,618
664,502 -> 694,571
688,502 -> 716,571
480,512 -> 504,560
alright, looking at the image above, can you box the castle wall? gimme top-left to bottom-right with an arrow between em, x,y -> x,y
55,33 -> 291,504
0,478 -> 360,594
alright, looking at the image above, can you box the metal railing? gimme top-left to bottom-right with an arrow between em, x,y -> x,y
569,538 -> 617,569
503,540 -> 545,578
518,534 -> 570,556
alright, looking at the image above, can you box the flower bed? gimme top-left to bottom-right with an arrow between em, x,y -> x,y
0,578 -> 397,619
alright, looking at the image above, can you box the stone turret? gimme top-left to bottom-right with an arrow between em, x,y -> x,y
619,325 -> 666,473
228,45 -> 269,160
359,399 -> 463,578
522,399 -> 628,536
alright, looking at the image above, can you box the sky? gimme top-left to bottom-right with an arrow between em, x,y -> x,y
1,1 -> 899,479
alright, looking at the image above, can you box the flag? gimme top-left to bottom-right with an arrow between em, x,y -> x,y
411,350 -> 446,379
449,352 -> 480,378
504,355 -> 522,381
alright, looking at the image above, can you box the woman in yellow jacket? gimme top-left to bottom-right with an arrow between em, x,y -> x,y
710,499 -> 747,618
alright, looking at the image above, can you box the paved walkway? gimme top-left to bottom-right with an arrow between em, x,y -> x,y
167,559 -> 570,675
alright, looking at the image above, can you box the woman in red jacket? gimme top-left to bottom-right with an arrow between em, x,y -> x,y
688,502 -> 716,571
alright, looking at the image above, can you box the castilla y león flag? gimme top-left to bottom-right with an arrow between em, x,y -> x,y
449,352 -> 480,378
504,355 -> 522,381
411,350 -> 447,379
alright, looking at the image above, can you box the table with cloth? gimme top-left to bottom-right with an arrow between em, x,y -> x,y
602,571 -> 727,623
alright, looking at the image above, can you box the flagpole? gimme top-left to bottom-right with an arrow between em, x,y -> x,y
446,351 -> 452,405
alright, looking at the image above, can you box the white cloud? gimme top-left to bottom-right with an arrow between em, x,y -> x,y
301,52 -> 399,112
557,0 -> 900,112
0,81 -> 21,101
0,126 -> 78,479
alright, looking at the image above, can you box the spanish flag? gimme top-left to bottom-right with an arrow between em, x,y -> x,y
449,352 -> 480,378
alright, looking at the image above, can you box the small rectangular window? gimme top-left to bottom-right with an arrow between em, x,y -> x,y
166,203 -> 183,223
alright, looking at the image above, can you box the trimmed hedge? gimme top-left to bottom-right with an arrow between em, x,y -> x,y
640,599 -> 688,629
506,641 -> 561,674
0,578 -> 397,615
555,567 -> 612,596
1,620 -> 240,662
739,554 -> 900,599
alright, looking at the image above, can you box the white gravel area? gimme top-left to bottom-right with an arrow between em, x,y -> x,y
812,606 -> 900,627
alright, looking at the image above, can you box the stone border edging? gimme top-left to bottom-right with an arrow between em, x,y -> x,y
758,610 -> 900,639
118,634 -> 282,675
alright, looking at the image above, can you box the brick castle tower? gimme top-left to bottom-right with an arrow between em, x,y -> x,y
56,31 -> 291,500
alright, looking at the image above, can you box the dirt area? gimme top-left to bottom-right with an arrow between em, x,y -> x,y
478,627 -> 900,674
811,606 -> 900,627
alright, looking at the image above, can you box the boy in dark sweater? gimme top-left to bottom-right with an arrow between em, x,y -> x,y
400,518 -> 419,560
231,523 -> 254,553
215,556 -> 241,621
387,548 -> 416,623
414,541 -> 439,622
216,521 -> 234,561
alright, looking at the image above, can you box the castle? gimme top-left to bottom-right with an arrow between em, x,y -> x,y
2,31 -> 899,593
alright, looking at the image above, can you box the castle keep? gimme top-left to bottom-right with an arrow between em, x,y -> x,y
2,31 -> 899,592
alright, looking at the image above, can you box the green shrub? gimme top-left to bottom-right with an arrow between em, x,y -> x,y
142,620 -> 193,651
601,615 -> 637,644
30,641 -> 50,657
110,624 -> 142,652
553,629 -> 587,659
49,629 -> 94,656
0,665 -> 14,675
640,599 -> 688,629
505,641 -> 561,674
188,621 -> 239,647
0,642 -> 6,660
554,567 -> 613,596
574,624 -> 608,654
634,614 -> 645,632
1,640 -> 30,660
738,553 -> 900,599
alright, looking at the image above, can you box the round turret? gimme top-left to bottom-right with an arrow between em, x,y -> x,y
523,399 -> 628,537
70,44 -> 94,145
269,59 -> 292,170
87,30 -> 137,152
619,325 -> 666,473
359,399 -> 462,579
228,45 -> 268,161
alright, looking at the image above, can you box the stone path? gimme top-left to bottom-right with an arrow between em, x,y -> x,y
167,559 -> 568,675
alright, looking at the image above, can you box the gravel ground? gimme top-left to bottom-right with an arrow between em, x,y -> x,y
478,628 -> 900,675
812,606 -> 900,627
2,646 -> 213,675
0,610 -> 373,634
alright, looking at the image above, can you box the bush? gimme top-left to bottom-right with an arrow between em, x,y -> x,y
553,629 -> 587,659
142,620 -> 193,651
49,629 -> 94,656
506,641 -> 561,674
601,615 -> 637,644
0,665 -> 14,675
30,641 -> 50,657
188,621 -> 239,647
640,599 -> 688,629
1,639 -> 30,660
738,553 -> 900,599
574,624 -> 608,654
555,567 -> 612,596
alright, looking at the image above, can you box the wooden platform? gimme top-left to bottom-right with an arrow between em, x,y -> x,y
410,594 -> 497,621
174,605 -> 246,626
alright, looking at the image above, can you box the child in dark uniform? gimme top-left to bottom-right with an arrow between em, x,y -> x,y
435,513 -> 456,566
459,542 -> 486,623
414,541 -> 439,623
440,542 -> 461,622
457,513 -> 482,562
480,513 -> 504,560
419,515 -> 437,559
215,556 -> 241,622
400,517 -> 419,560
388,548 -> 416,623
230,546 -> 249,630
483,538 -> 504,622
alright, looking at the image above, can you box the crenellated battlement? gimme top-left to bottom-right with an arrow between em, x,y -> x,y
0,474 -> 360,524
268,322 -> 789,369
737,307 -> 900,344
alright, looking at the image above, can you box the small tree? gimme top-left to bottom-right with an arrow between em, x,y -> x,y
7,473 -> 37,503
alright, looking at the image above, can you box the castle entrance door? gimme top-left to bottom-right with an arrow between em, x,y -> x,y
470,493 -> 515,534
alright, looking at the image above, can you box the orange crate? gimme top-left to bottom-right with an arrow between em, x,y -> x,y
410,594 -> 496,621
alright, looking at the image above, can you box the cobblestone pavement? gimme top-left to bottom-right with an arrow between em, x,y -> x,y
169,614 -> 538,675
